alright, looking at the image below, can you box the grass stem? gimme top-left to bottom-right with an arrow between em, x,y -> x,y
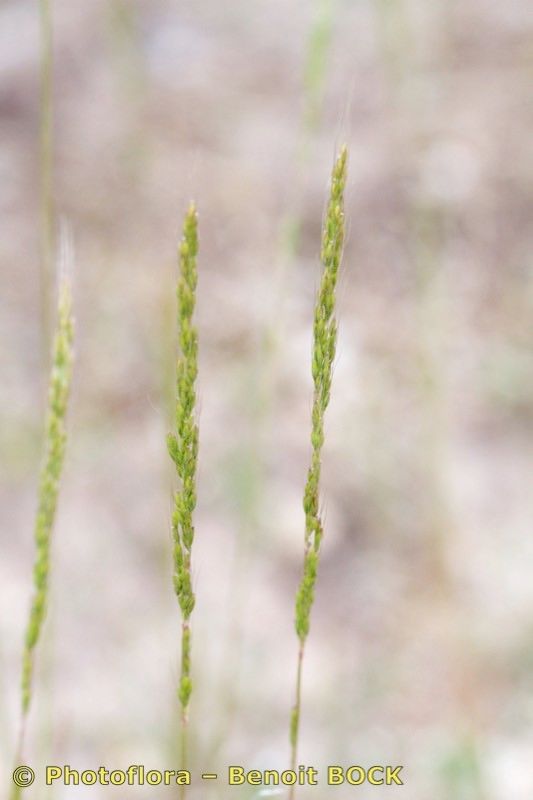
39,0 -> 54,368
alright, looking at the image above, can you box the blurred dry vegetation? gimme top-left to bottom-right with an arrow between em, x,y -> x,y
1,0 -> 532,798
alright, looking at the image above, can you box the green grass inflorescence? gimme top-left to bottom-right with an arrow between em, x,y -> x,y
21,280 -> 74,717
289,146 -> 348,792
12,280 -> 74,800
166,204 -> 200,795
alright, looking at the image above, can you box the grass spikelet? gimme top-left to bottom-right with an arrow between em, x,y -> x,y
167,204 -> 199,793
289,146 -> 348,791
12,278 -> 74,798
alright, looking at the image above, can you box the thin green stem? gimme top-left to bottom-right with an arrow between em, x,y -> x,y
303,0 -> 336,135
39,0 -> 54,367
289,640 -> 305,791
179,622 -> 189,800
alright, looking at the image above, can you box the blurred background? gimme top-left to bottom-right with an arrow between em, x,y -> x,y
1,0 -> 532,797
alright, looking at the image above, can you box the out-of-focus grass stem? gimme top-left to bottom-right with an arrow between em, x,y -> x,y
208,3 -> 339,762
39,0 -> 54,371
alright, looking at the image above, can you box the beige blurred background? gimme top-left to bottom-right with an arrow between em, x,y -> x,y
1,0 -> 532,797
